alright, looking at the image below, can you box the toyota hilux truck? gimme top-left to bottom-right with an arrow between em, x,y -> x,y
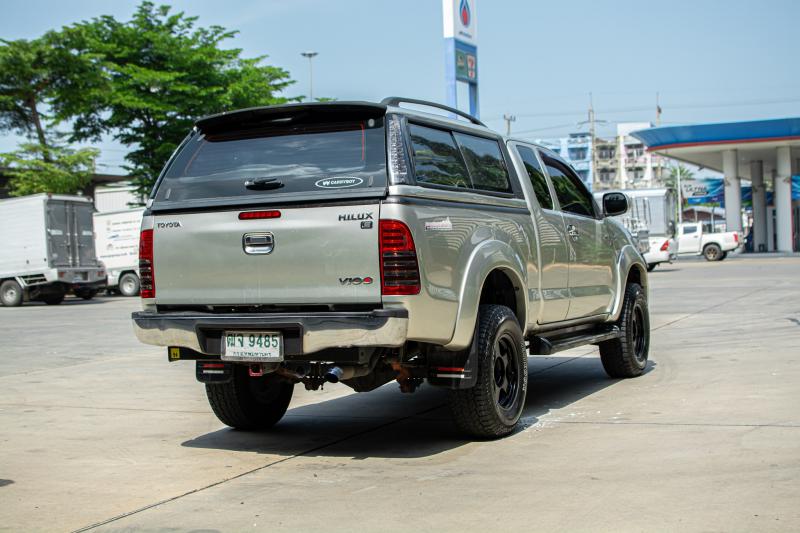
132,98 -> 650,438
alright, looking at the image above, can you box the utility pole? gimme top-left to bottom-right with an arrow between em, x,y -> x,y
589,93 -> 597,190
503,114 -> 516,137
301,51 -> 318,102
655,92 -> 663,183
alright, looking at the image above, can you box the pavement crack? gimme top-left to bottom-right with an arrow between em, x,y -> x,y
547,420 -> 800,429
651,287 -> 766,332
70,402 -> 446,533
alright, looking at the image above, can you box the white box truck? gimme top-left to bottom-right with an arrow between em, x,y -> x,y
0,194 -> 106,306
93,208 -> 144,296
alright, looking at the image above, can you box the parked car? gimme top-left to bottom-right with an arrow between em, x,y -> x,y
94,208 -> 145,296
131,98 -> 651,438
0,194 -> 106,306
677,222 -> 740,261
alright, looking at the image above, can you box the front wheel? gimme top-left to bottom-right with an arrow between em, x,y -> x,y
206,366 -> 294,430
703,243 -> 722,261
447,305 -> 528,439
599,283 -> 650,378
0,280 -> 23,307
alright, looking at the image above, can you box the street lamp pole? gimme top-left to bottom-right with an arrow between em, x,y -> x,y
301,51 -> 318,102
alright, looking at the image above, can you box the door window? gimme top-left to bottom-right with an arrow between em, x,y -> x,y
683,225 -> 697,234
514,145 -> 553,209
542,156 -> 597,218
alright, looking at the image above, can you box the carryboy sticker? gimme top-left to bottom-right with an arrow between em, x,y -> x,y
315,177 -> 364,189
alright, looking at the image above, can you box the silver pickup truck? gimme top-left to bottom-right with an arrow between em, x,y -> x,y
132,98 -> 650,438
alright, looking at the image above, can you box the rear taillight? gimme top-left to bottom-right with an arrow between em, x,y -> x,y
660,239 -> 670,252
379,220 -> 420,295
734,233 -> 739,243
139,229 -> 155,298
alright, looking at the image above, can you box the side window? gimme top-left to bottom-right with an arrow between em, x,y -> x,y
453,133 -> 511,193
514,145 -> 553,209
542,156 -> 597,218
683,225 -> 697,235
408,124 -> 470,188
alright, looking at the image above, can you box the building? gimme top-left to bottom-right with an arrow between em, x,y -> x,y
538,122 -> 667,191
632,117 -> 800,252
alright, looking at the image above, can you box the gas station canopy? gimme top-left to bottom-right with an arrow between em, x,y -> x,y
632,117 -> 800,252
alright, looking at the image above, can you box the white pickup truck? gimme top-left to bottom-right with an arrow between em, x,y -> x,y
677,222 -> 740,261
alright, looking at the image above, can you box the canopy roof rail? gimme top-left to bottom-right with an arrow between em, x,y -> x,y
381,96 -> 486,128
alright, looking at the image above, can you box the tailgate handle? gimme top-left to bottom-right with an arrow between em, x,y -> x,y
243,232 -> 274,255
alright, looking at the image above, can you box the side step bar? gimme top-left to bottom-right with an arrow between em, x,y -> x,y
529,326 -> 621,356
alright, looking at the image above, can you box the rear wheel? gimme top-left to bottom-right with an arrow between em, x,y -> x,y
447,305 -> 528,439
646,263 -> 657,272
0,280 -> 23,307
599,283 -> 649,378
118,273 -> 140,297
720,251 -> 728,261
206,366 -> 294,430
703,243 -> 722,261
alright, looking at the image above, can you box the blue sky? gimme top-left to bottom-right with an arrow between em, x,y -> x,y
2,0 -> 799,173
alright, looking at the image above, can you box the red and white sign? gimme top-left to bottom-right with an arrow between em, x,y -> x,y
443,0 -> 477,46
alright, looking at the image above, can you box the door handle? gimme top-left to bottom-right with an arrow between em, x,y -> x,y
567,224 -> 579,241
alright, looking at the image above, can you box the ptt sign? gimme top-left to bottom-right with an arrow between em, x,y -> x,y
443,0 -> 477,46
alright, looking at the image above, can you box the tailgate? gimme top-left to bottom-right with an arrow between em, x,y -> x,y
153,204 -> 381,305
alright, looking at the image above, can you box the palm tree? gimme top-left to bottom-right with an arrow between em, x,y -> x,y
664,164 -> 694,189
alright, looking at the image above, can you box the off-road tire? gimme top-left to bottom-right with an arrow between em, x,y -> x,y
599,283 -> 649,378
118,273 -> 140,297
206,366 -> 294,430
447,305 -> 528,439
646,263 -> 657,272
703,243 -> 722,261
0,280 -> 23,307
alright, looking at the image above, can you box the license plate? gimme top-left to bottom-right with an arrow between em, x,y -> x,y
222,331 -> 283,362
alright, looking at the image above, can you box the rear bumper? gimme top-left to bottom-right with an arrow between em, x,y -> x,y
644,249 -> 677,265
131,308 -> 409,356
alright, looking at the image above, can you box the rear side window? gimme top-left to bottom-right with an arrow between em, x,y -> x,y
683,225 -> 697,234
153,118 -> 387,205
408,124 -> 510,193
453,133 -> 511,193
542,156 -> 597,218
408,124 -> 470,189
515,145 -> 553,209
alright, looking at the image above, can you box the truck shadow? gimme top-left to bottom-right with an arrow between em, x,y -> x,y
182,355 -> 655,459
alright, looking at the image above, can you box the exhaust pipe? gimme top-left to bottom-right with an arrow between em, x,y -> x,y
324,365 -> 370,383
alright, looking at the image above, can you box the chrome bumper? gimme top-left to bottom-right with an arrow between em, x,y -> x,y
131,309 -> 409,356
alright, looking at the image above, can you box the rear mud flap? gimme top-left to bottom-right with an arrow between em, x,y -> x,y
195,361 -> 233,384
425,333 -> 479,390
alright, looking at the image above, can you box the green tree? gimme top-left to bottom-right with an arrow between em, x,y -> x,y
665,164 -> 695,190
0,35 -> 102,194
59,2 -> 296,198
1,142 -> 99,196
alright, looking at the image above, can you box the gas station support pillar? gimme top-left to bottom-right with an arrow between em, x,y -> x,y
750,160 -> 767,252
775,146 -> 793,252
722,150 -> 742,233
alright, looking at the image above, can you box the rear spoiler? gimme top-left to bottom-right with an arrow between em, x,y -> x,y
196,101 -> 388,134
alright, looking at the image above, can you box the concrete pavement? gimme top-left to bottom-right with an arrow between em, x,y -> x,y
0,256 -> 798,532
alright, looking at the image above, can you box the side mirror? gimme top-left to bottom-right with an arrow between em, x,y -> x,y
602,192 -> 628,217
